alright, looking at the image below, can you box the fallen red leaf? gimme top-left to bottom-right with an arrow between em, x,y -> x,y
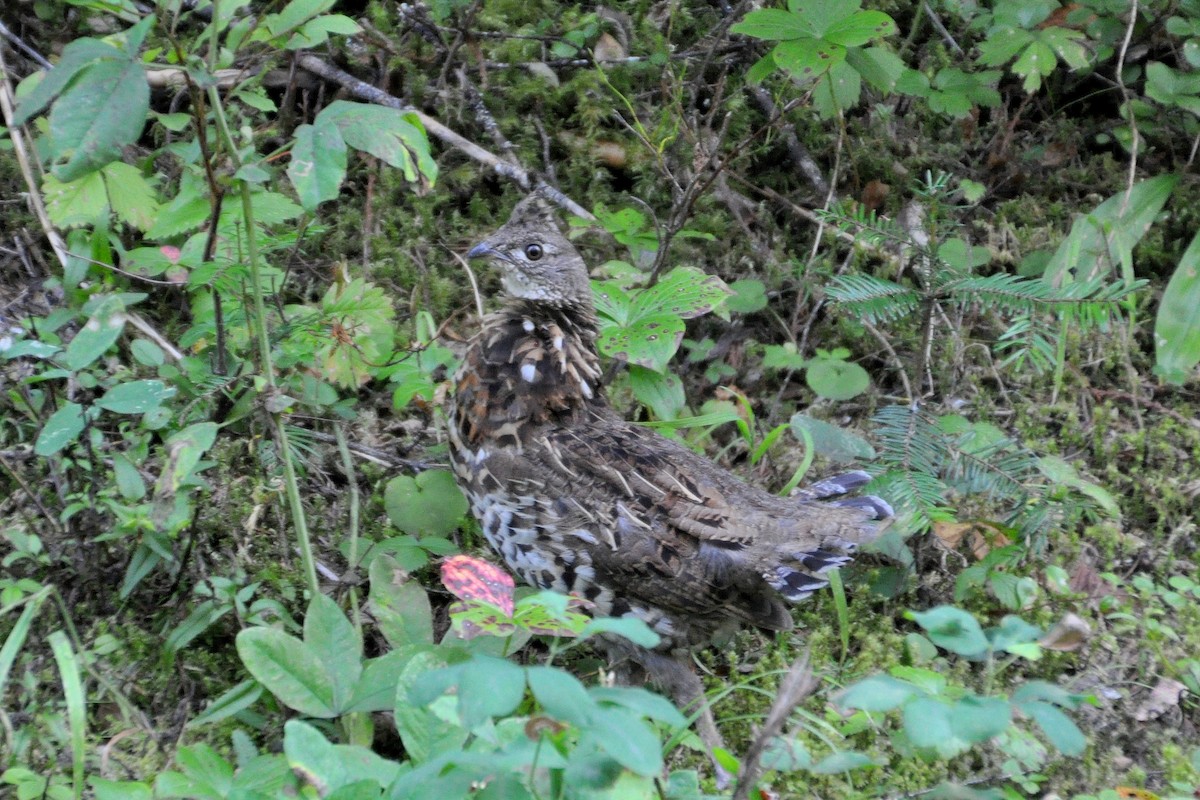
441,554 -> 515,617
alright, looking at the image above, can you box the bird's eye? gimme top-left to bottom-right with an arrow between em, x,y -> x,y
524,244 -> 543,261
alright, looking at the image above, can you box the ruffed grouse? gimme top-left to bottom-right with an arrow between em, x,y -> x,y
449,193 -> 891,780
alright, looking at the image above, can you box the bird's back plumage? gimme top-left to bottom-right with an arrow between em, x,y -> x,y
448,195 -> 891,655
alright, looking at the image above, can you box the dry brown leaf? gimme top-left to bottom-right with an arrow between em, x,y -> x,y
1132,677 -> 1187,722
931,520 -> 1011,560
594,32 -> 626,63
1038,612 -> 1091,651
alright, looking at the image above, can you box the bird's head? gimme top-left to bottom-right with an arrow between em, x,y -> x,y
466,195 -> 592,307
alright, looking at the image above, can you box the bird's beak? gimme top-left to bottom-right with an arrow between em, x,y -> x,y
466,240 -> 494,259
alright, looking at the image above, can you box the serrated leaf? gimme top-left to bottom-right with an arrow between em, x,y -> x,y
103,161 -> 159,230
42,171 -> 107,229
12,38 -> 120,125
774,38 -> 845,79
319,101 -> 436,186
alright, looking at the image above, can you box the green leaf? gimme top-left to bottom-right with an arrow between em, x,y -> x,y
810,750 -> 876,774
368,554 -> 434,648
384,470 -> 468,537
774,38 -> 845,79
951,696 -> 1012,742
112,454 -> 146,500
64,295 -> 126,370
49,57 -> 149,180
527,666 -> 596,726
288,120 -> 347,210
731,8 -> 814,41
598,314 -> 684,372
636,268 -> 731,320
1044,174 -> 1178,285
319,101 -> 437,185
727,279 -> 768,313
909,606 -> 989,657
824,10 -> 896,46
589,685 -> 686,728
236,627 -> 337,718
345,650 -> 411,713
585,706 -> 663,775
284,720 -> 400,793
12,38 -> 121,124
806,357 -> 870,400
789,413 -> 875,463
1036,455 -> 1120,518
1021,700 -> 1086,756
835,674 -> 918,712
1154,229 -> 1200,383
96,380 -> 175,414
35,402 -> 86,456
903,696 -> 960,754
187,680 -> 263,728
393,651 -> 467,763
578,616 -> 661,648
304,593 -> 362,711
629,365 -> 685,419
761,736 -> 813,771
456,655 -> 527,729
42,171 -> 107,228
157,422 -> 219,494
91,778 -> 152,800
103,161 -> 159,230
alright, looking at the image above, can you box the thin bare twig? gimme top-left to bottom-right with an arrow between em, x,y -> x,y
732,652 -> 820,800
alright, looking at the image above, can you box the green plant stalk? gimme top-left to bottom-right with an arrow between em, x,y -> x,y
780,428 -> 815,496
203,67 -> 319,598
334,422 -> 362,633
1051,315 -> 1068,405
828,568 -> 850,665
48,629 -> 85,800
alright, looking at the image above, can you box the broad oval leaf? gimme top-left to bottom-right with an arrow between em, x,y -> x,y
95,380 -> 175,414
35,402 -> 85,456
1154,229 -> 1200,384
384,470 -> 468,538
836,674 -> 918,712
789,413 -> 875,463
806,358 -> 870,400
50,58 -> 149,181
236,627 -> 336,718
908,606 -> 989,658
303,593 -> 362,711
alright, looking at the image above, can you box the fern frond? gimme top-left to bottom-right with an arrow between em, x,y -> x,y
826,275 -> 922,323
815,203 -> 913,251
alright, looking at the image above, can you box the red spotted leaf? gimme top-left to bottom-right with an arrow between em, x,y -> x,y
441,555 -> 515,617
